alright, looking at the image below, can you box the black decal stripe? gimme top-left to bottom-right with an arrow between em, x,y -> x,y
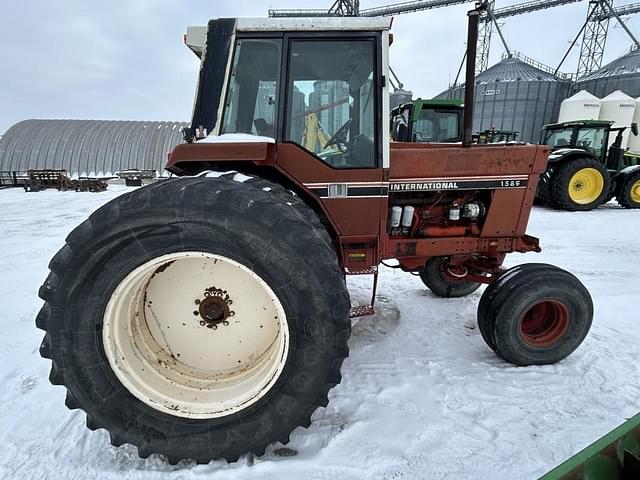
308,187 -> 329,197
389,179 -> 528,192
348,186 -> 388,196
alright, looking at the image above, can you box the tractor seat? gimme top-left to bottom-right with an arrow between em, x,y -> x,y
350,135 -> 375,168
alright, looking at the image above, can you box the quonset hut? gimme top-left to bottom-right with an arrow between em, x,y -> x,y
0,119 -> 188,177
574,47 -> 640,99
438,54 -> 572,143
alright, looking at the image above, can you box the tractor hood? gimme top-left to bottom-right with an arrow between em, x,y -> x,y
548,148 -> 587,160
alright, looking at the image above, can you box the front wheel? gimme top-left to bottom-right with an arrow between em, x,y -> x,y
477,264 -> 593,365
37,175 -> 350,463
420,256 -> 482,298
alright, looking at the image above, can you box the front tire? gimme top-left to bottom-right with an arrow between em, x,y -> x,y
37,175 -> 350,463
420,256 -> 482,298
550,158 -> 610,211
477,264 -> 592,365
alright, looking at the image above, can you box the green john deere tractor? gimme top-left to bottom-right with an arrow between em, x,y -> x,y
390,99 -> 463,143
390,99 -> 520,145
537,120 -> 640,211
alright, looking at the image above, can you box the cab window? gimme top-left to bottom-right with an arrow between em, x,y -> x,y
284,39 -> 377,168
222,39 -> 282,137
413,108 -> 461,143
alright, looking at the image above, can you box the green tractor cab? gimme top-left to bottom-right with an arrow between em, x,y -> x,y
390,99 -> 463,143
537,120 -> 640,210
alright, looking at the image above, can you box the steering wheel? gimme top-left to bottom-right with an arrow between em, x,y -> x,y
324,119 -> 352,152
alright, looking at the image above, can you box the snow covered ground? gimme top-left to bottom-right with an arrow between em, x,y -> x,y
1,185 -> 639,480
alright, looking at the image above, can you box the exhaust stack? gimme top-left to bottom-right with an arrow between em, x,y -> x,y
463,3 -> 484,147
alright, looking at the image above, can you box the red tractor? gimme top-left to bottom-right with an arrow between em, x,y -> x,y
37,6 -> 593,464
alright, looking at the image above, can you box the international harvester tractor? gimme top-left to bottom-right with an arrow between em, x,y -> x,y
37,5 -> 593,463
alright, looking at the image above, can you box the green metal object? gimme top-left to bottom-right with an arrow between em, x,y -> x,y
540,413 -> 640,480
390,98 -> 463,143
475,128 -> 520,144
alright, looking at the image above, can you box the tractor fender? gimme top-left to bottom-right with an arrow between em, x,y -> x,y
612,164 -> 640,196
547,148 -> 596,164
165,137 -> 342,249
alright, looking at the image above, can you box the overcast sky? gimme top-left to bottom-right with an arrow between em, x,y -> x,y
1,0 -> 638,134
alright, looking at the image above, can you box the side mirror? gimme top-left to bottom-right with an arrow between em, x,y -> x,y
181,126 -> 194,143
632,122 -> 638,137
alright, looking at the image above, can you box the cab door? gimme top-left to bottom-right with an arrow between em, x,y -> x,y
275,34 -> 388,240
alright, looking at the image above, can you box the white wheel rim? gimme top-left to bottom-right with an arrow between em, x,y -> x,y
102,251 -> 289,419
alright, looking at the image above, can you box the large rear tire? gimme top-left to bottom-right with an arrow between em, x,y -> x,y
36,175 -> 350,463
534,169 -> 553,206
617,169 -> 640,209
550,158 -> 610,211
477,264 -> 592,365
420,256 -> 482,298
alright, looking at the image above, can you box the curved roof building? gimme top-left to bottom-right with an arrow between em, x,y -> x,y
575,47 -> 640,99
0,119 -> 188,177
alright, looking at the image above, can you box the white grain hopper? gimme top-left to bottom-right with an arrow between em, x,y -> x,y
628,97 -> 640,154
558,90 -> 601,122
599,90 -> 636,148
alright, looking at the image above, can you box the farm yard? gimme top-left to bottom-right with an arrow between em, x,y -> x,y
0,185 -> 639,480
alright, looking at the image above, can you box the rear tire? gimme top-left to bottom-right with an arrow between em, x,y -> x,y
534,169 -> 553,206
36,175 -> 350,463
550,158 -> 610,211
477,264 -> 592,365
420,256 -> 482,298
617,170 -> 640,209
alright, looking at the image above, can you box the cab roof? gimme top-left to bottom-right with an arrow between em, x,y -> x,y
545,120 -> 614,129
185,17 -> 393,58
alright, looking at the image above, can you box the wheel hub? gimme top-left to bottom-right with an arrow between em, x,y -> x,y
520,299 -> 570,347
568,168 -> 604,205
630,179 -> 640,204
195,288 -> 234,329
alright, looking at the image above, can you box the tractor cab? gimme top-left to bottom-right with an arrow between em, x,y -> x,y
542,120 -> 612,163
183,17 -> 390,170
390,99 -> 463,143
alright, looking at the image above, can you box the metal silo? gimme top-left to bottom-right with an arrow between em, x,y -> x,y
390,88 -> 413,110
437,53 -> 571,143
574,47 -> 640,99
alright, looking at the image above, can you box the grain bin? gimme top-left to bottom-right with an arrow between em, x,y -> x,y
599,90 -> 636,148
390,88 -> 413,110
558,90 -> 601,122
437,55 -> 571,143
575,47 -> 640,99
628,97 -> 640,154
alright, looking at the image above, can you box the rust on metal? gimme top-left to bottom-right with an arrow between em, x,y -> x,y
195,286 -> 235,329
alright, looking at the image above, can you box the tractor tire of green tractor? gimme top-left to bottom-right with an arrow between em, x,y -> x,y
36,174 -> 351,463
534,169 -> 553,206
420,256 -> 482,298
477,264 -> 593,366
550,158 -> 611,211
617,169 -> 640,209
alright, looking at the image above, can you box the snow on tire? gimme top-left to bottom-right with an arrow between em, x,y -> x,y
36,175 -> 350,463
